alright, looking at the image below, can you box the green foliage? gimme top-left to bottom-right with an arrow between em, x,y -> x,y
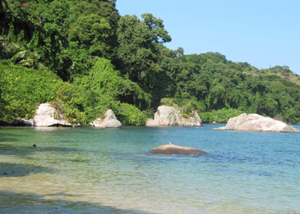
76,58 -> 120,120
269,65 -> 292,74
76,58 -> 150,121
1,0 -> 300,125
141,13 -> 171,44
116,103 -> 146,126
0,62 -> 85,124
160,98 -> 177,107
200,108 -> 244,123
117,14 -> 174,106
0,62 -> 57,121
172,52 -> 300,123
181,101 -> 198,118
1,0 -> 119,81
142,108 -> 156,120
51,81 -> 85,125
68,0 -> 119,61
51,100 -> 86,125
199,112 -> 213,123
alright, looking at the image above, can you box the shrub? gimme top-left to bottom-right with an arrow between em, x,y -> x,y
160,98 -> 177,106
0,62 -> 86,124
76,58 -> 150,122
181,101 -> 198,118
0,63 -> 58,121
116,103 -> 146,126
200,108 -> 244,123
199,112 -> 214,123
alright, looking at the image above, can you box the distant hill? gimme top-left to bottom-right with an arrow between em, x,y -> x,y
244,65 -> 300,86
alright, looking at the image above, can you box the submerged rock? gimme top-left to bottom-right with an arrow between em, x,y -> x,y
213,113 -> 300,133
146,106 -> 202,127
33,103 -> 73,127
90,109 -> 122,128
150,143 -> 207,156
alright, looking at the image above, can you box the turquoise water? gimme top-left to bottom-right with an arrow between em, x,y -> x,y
0,124 -> 299,214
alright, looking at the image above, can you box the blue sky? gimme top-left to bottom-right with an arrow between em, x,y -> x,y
116,0 -> 300,74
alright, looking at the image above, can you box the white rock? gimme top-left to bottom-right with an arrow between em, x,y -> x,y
33,103 -> 72,127
213,113 -> 300,133
90,109 -> 122,128
146,106 -> 202,127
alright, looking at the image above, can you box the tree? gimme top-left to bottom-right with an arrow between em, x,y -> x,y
68,0 -> 119,60
117,13 -> 172,107
76,58 -> 151,120
141,13 -> 171,44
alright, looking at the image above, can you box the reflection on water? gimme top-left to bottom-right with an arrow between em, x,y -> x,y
34,127 -> 70,131
0,125 -> 300,214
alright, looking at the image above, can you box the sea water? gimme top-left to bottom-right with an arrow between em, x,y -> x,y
0,124 -> 299,214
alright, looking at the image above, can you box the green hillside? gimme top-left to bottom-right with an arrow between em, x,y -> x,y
1,0 -> 300,124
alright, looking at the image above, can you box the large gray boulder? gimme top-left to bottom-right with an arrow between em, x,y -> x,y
90,109 -> 122,128
146,106 -> 202,127
213,113 -> 300,133
150,143 -> 207,156
33,103 -> 73,127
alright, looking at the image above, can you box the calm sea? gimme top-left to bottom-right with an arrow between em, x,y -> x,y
0,124 -> 299,214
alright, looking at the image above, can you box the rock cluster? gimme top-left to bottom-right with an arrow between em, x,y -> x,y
146,106 -> 202,127
213,113 -> 300,133
7,104 -> 122,128
90,109 -> 122,128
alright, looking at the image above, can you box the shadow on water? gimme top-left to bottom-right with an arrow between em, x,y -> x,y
209,152 -> 299,167
36,146 -> 84,152
0,132 -> 21,142
0,163 -> 54,177
0,144 -> 36,156
127,152 -> 275,177
217,168 -> 273,176
0,191 -> 156,214
0,143 -> 86,156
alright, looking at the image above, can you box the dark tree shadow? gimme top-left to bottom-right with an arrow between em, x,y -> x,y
0,163 -> 54,177
35,146 -> 83,152
0,144 -> 36,156
0,191 -> 156,214
0,131 -> 26,143
0,143 -> 87,156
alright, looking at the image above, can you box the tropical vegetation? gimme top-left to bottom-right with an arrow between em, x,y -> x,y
1,0 -> 300,125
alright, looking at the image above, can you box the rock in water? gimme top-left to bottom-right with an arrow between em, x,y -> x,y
213,113 -> 300,133
146,106 -> 202,127
33,103 -> 72,127
90,109 -> 122,128
150,143 -> 207,156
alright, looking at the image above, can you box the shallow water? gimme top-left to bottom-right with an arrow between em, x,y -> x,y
0,125 -> 299,214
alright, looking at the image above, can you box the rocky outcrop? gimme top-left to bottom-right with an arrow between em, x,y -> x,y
19,118 -> 34,126
0,118 -> 33,126
146,106 -> 202,127
33,103 -> 73,127
150,143 -> 207,156
213,113 -> 300,133
90,109 -> 122,128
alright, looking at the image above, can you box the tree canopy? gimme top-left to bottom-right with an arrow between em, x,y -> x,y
1,0 -> 300,125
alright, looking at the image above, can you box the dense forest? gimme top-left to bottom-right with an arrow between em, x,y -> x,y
1,0 -> 300,125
